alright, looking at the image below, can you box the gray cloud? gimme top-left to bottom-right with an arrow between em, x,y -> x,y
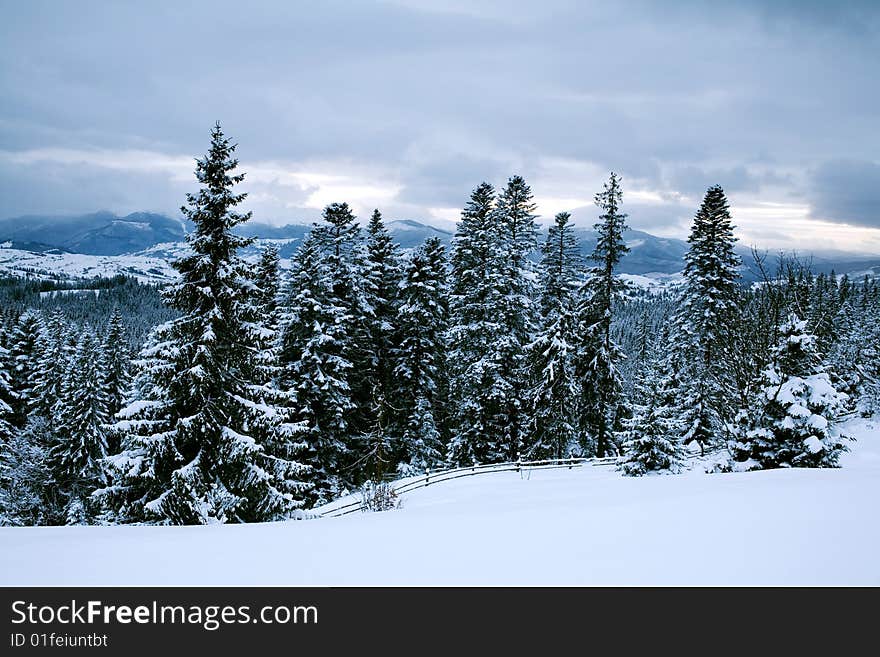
809,160 -> 880,228
0,0 -> 879,251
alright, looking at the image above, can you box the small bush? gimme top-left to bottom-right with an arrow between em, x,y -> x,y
359,481 -> 401,512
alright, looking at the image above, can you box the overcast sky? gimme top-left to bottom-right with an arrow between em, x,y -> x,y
1,0 -> 879,253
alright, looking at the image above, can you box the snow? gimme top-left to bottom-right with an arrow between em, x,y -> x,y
1,417 -> 878,586
0,247 -> 177,283
803,435 -> 824,453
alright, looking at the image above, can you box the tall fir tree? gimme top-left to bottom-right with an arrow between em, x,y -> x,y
393,237 -> 448,473
527,211 -> 583,459
6,310 -> 42,427
362,209 -> 404,478
492,175 -> 540,461
279,232 -> 354,504
446,183 -> 507,465
30,310 -> 69,423
309,202 -> 375,482
574,172 -> 630,457
50,330 -> 110,523
241,243 -> 312,516
100,307 -> 131,449
671,185 -> 742,454
101,123 -> 308,524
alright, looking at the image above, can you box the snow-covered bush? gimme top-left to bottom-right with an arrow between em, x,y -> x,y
730,314 -> 849,469
359,480 -> 400,512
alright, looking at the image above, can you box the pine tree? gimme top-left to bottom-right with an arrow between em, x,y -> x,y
308,202 -> 374,482
29,310 -> 70,423
618,330 -> 686,476
280,232 -> 354,504
50,330 -> 110,523
0,417 -> 57,526
100,307 -> 131,450
574,172 -> 630,457
731,314 -> 849,469
241,243 -> 312,516
393,237 -> 448,473
0,343 -> 16,466
491,175 -> 540,461
671,185 -> 742,455
102,123 -> 308,524
363,209 -> 404,475
446,183 -> 507,465
6,310 -> 42,427
527,211 -> 583,459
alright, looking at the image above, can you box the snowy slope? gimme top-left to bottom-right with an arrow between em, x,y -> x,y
0,246 -> 177,283
1,417 -> 877,586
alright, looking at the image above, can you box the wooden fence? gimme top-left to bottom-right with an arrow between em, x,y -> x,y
317,455 -> 618,518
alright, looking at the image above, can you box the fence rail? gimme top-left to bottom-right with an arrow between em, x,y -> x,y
316,455 -> 619,518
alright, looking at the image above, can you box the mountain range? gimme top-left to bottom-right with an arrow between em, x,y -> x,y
1,211 -> 878,280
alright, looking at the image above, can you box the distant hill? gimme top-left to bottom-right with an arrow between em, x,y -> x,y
0,212 -> 187,256
2,211 -> 879,279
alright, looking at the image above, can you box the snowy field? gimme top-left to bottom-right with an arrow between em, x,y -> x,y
1,417 -> 877,586
0,246 -> 177,283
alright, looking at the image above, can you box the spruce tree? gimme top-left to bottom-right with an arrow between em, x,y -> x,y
362,209 -> 404,477
309,202 -> 374,481
100,307 -> 131,441
279,232 -> 354,504
50,330 -> 110,523
492,175 -> 540,461
242,244 -> 312,516
671,185 -> 742,455
393,237 -> 448,473
0,417 -> 56,526
574,172 -> 630,457
731,314 -> 849,469
6,310 -> 42,427
102,123 -> 308,524
446,183 -> 507,465
618,329 -> 686,476
527,211 -> 583,459
30,310 -> 69,423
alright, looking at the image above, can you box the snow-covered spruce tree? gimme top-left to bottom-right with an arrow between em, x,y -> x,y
102,123 -> 308,524
393,237 -> 448,474
50,330 -> 110,523
446,183 -> 508,465
491,175 -> 540,461
100,307 -> 131,452
240,243 -> 312,516
671,185 -> 742,455
308,202 -> 375,481
29,310 -> 70,422
574,172 -> 630,457
827,283 -> 880,417
730,314 -> 849,470
527,211 -> 583,460
618,328 -> 686,476
362,209 -> 404,475
0,344 -> 16,480
279,231 -> 354,505
0,417 -> 57,526
6,310 -> 42,427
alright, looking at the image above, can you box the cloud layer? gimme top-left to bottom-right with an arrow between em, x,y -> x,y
1,0 -> 879,251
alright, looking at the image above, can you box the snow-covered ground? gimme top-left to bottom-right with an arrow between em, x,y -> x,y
1,417 -> 877,586
0,247 -> 177,283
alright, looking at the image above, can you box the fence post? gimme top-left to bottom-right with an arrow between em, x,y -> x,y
568,456 -> 573,470
472,459 -> 476,473
516,451 -> 522,475
425,467 -> 430,486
